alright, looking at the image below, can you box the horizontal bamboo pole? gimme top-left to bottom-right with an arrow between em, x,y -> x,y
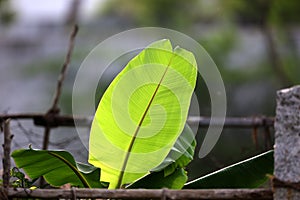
0,113 -> 274,128
8,188 -> 273,199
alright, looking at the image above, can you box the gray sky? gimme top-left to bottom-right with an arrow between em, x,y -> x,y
11,0 -> 105,23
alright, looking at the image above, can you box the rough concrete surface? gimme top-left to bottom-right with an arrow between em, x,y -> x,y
274,85 -> 300,200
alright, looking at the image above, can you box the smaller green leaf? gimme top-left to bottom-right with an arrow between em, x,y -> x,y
10,167 -> 36,188
184,150 -> 274,189
76,162 -> 105,188
127,124 -> 195,189
11,149 -> 103,188
127,168 -> 187,189
152,124 -> 196,176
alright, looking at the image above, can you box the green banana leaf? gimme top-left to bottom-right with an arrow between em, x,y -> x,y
11,148 -> 103,188
127,123 -> 196,189
127,168 -> 188,189
183,150 -> 274,189
89,39 -> 197,188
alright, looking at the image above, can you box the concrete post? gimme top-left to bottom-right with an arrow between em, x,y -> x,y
274,85 -> 300,200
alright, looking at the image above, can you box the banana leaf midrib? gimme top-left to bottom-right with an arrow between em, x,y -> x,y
116,53 -> 176,188
48,152 -> 91,188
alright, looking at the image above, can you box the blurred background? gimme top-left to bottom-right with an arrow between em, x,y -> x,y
1,0 -> 300,181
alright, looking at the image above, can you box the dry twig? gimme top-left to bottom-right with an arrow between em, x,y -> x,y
1,119 -> 13,200
48,24 -> 79,114
42,24 -> 78,150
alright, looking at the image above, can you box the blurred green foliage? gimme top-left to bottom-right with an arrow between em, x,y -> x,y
222,0 -> 300,25
270,0 -> 300,25
0,0 -> 15,25
100,0 -> 300,85
101,0 -> 200,29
